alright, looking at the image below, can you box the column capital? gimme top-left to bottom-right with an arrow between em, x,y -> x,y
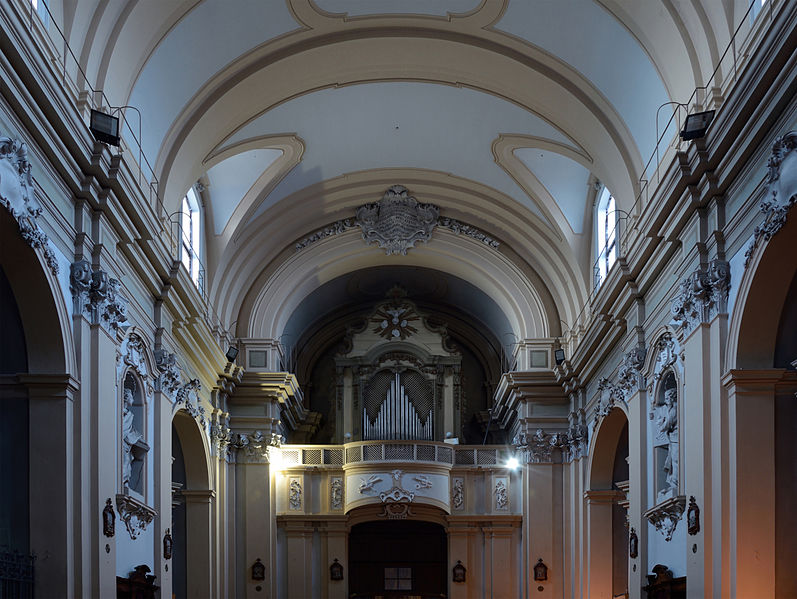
180,489 -> 215,504
17,373 -> 79,397
722,368 -> 797,392
584,489 -> 623,505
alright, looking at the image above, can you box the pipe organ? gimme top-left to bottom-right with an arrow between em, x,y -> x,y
334,288 -> 462,443
362,371 -> 434,440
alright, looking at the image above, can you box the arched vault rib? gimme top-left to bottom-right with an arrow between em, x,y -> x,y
153,30 -> 642,211
242,230 -> 552,344
208,171 -> 584,340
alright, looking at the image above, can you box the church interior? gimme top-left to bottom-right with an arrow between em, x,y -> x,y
1,0 -> 796,597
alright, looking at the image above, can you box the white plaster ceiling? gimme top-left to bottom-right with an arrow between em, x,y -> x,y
205,149 -> 284,234
222,82 -> 576,225
125,0 -> 299,162
314,0 -> 482,17
496,0 -> 671,164
514,148 -> 593,235
58,0 -> 746,342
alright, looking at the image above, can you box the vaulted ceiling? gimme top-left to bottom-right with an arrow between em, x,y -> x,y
56,0 -> 752,344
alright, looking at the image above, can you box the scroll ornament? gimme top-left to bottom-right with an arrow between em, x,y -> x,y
0,136 -> 59,275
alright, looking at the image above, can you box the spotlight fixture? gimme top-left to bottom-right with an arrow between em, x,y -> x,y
506,457 -> 520,470
89,109 -> 120,146
680,110 -> 715,141
225,346 -> 239,363
554,348 -> 566,365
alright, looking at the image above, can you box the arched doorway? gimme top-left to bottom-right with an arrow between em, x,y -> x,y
349,520 -> 447,598
586,407 -> 630,599
0,206 -> 73,595
727,211 -> 797,597
171,411 -> 213,598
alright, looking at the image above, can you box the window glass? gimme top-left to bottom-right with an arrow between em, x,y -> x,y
595,186 -> 617,288
180,188 -> 202,292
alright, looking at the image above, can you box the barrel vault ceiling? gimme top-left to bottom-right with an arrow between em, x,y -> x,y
57,0 -> 748,342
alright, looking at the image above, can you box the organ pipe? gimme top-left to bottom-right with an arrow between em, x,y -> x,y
362,371 -> 433,441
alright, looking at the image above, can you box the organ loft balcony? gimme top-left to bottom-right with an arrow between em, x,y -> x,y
272,441 -> 519,517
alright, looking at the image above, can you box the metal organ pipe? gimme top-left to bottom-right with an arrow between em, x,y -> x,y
361,370 -> 435,441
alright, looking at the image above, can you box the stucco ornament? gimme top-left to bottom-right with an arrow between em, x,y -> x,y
745,130 -> 797,266
593,378 -> 625,429
296,186 -> 499,252
330,477 -> 343,510
72,267 -> 129,332
0,136 -> 59,275
355,185 -> 439,255
514,428 -> 568,463
115,494 -> 156,540
452,478 -> 464,510
565,422 -> 589,462
289,479 -> 302,510
494,479 -> 508,510
644,495 -> 686,542
155,349 -> 182,398
358,474 -> 383,494
175,378 -> 205,426
617,345 -> 647,396
670,260 -> 730,334
230,430 -> 282,463
650,333 -> 677,386
210,413 -> 232,455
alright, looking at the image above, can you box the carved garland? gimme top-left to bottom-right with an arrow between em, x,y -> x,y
0,136 -> 59,275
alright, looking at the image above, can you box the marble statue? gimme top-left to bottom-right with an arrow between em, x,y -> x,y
122,388 -> 142,490
657,388 -> 679,497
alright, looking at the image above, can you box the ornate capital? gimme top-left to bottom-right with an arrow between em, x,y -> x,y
115,494 -> 156,540
210,412 -> 232,456
671,260 -> 730,334
0,136 -> 59,275
70,262 -> 129,332
745,130 -> 797,266
230,430 -> 282,463
513,428 -> 568,463
643,495 -> 686,542
565,422 -> 589,462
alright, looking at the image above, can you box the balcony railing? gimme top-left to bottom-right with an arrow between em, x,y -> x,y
279,442 -> 513,469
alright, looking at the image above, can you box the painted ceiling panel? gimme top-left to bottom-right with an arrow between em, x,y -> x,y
496,0 -> 671,164
514,148 -> 591,234
205,148 -> 284,235
313,0 -> 482,17
125,0 -> 298,162
222,82 -> 576,225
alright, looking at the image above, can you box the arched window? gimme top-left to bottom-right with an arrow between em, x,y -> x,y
595,186 -> 617,287
28,0 -> 50,28
180,187 -> 203,292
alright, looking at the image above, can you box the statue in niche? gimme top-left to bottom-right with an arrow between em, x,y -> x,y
122,388 -> 143,492
656,387 -> 679,500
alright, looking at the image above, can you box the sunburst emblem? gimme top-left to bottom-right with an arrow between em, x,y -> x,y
371,303 -> 419,339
